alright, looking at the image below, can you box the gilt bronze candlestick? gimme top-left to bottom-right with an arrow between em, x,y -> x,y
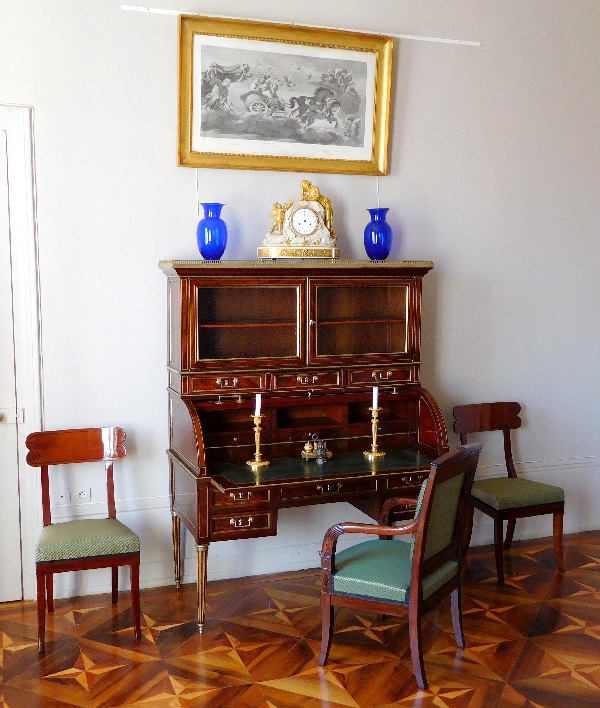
246,415 -> 270,469
364,407 -> 386,459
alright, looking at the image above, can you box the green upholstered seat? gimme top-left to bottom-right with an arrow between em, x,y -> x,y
333,538 -> 458,603
36,518 -> 140,563
472,477 -> 564,511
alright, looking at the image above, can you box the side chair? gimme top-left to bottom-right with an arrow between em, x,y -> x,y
453,402 -> 565,585
25,427 -> 142,653
318,444 -> 482,690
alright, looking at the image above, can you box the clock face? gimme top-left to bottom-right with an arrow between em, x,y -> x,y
290,207 -> 318,236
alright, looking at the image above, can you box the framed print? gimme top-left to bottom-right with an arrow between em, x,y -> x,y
178,15 -> 394,175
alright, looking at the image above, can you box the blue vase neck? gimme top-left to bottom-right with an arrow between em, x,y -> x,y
201,203 -> 224,219
368,207 -> 389,221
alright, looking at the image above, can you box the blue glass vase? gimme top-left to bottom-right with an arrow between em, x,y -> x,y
197,203 -> 227,260
364,207 -> 392,261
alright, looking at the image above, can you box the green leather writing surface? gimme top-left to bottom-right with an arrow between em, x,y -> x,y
214,449 -> 433,485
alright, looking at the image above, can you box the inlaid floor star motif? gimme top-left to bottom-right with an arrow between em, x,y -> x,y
552,612 -> 600,639
536,649 -> 600,690
399,683 -> 475,706
0,631 -> 36,666
337,614 -> 403,644
117,613 -> 184,644
250,598 -> 308,626
126,670 -> 221,706
63,606 -> 106,626
564,580 -> 600,601
43,651 -> 125,691
463,598 -> 517,624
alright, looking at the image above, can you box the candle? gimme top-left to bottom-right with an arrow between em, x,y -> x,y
254,393 -> 261,417
373,386 -> 378,409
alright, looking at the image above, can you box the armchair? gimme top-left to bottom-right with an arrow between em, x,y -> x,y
318,444 -> 482,690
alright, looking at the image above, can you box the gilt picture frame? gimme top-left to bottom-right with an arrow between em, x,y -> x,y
178,15 -> 394,175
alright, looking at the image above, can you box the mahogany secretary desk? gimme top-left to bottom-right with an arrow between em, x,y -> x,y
159,259 -> 448,628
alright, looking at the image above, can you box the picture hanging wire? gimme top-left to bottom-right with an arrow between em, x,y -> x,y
121,5 -> 480,46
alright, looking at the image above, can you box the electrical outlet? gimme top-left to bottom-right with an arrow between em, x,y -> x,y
73,487 -> 92,504
57,487 -> 71,504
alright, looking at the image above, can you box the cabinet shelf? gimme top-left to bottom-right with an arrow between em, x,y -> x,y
198,322 -> 296,329
318,318 -> 406,326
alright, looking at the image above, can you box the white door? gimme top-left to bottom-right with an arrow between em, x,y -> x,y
0,129 -> 23,601
0,105 -> 43,602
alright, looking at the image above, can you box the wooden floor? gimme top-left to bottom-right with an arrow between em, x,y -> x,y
2,531 -> 600,707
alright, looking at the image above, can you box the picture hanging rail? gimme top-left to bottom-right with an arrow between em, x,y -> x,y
121,6 -> 481,46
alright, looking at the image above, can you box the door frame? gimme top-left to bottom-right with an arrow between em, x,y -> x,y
0,104 -> 44,600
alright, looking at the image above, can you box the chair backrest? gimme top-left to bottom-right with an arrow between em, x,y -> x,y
410,444 -> 482,585
25,427 -> 126,526
453,402 -> 521,478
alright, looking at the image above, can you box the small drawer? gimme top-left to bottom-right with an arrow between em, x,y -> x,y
211,512 -> 274,537
281,477 -> 377,501
184,374 -> 264,394
348,367 -> 414,386
387,471 -> 429,490
272,370 -> 342,391
212,488 -> 271,507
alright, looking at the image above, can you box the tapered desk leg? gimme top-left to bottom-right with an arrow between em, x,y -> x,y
196,543 -> 209,632
171,513 -> 182,589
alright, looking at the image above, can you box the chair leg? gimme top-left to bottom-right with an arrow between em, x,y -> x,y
504,518 -> 516,550
37,573 -> 46,654
408,603 -> 427,690
318,592 -> 334,666
494,518 -> 505,585
131,559 -> 141,642
553,511 -> 564,573
112,566 -> 119,605
46,574 -> 54,614
450,586 -> 466,649
462,503 -> 475,569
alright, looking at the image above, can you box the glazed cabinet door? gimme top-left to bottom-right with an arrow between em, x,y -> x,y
307,277 -> 421,366
185,277 -> 306,370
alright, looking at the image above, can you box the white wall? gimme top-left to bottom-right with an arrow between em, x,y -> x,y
1,0 -> 599,598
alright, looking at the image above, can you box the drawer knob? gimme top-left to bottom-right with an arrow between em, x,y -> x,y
230,516 -> 253,528
230,491 -> 252,501
316,483 -> 343,495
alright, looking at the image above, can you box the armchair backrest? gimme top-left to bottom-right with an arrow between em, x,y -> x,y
410,444 -> 482,584
453,402 -> 521,478
25,427 -> 126,526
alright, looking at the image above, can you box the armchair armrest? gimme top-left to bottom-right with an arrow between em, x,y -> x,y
379,496 -> 419,525
319,518 -> 419,591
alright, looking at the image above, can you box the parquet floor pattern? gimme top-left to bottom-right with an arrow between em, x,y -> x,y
3,531 -> 600,707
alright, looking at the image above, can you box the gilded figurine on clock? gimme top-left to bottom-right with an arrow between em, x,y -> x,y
258,180 -> 339,259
